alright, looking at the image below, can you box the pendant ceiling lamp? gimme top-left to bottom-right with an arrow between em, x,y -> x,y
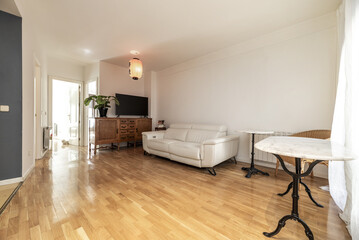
129,50 -> 143,80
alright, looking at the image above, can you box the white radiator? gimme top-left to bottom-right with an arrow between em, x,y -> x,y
250,132 -> 292,163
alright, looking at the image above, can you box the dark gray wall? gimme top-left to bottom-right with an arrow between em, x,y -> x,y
0,10 -> 22,180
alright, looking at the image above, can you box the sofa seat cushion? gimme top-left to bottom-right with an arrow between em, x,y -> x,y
169,142 -> 201,160
147,139 -> 179,152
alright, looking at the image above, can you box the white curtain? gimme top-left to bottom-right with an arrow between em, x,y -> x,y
329,0 -> 359,238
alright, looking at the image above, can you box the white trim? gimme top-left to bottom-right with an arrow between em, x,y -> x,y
0,177 -> 23,186
22,162 -> 35,181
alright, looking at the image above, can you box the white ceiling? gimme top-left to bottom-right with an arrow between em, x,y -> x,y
18,0 -> 341,71
0,0 -> 21,17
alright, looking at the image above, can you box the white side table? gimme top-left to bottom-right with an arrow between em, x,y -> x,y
255,136 -> 353,240
239,130 -> 274,178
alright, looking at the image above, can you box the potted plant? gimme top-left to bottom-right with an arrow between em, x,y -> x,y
84,95 -> 119,117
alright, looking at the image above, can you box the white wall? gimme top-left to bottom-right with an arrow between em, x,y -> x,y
156,13 -> 337,178
47,56 -> 84,81
15,0 -> 48,179
99,61 -> 145,117
144,71 -> 157,129
83,63 -> 99,146
84,62 -> 99,83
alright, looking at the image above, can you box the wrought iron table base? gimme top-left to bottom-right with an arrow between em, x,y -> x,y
278,180 -> 323,208
242,133 -> 270,178
264,154 -> 322,240
241,166 -> 269,178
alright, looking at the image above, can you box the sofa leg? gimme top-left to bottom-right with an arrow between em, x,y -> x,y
232,157 -> 237,164
208,168 -> 216,176
144,151 -> 148,156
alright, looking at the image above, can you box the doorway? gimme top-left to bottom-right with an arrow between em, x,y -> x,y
51,79 -> 82,146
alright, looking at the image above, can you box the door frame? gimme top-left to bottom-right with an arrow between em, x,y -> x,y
34,58 -> 42,159
84,78 -> 98,146
48,75 -> 84,146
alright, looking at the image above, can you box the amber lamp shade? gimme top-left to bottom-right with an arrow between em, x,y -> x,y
129,58 -> 143,80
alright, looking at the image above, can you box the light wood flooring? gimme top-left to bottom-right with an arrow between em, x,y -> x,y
0,144 -> 350,240
0,184 -> 19,211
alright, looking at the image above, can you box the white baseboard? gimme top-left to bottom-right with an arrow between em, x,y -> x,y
0,177 -> 23,186
22,163 -> 35,181
0,163 -> 35,186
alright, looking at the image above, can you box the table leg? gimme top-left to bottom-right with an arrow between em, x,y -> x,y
264,156 -> 322,239
300,181 -> 324,208
242,133 -> 269,178
277,176 -> 323,207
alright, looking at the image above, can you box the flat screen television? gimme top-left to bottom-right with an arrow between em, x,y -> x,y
115,93 -> 148,116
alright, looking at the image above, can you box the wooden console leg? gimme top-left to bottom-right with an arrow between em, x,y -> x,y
94,145 -> 97,155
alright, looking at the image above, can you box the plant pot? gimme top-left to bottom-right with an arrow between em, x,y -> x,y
98,108 -> 108,117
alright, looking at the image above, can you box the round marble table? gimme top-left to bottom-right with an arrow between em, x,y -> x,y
255,136 -> 353,240
239,130 -> 274,178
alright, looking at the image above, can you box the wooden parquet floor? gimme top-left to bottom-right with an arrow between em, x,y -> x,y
0,184 -> 19,211
0,144 -> 349,240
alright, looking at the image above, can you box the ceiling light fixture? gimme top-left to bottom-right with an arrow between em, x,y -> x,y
83,49 -> 92,54
129,50 -> 143,80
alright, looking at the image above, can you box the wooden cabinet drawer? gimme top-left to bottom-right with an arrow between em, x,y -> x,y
128,130 -> 135,134
120,119 -> 128,124
129,119 -> 136,124
120,135 -> 127,141
128,125 -> 135,129
127,135 -> 135,140
120,124 -> 128,129
120,130 -> 128,134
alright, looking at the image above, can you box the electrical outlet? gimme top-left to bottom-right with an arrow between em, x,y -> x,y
0,105 -> 10,112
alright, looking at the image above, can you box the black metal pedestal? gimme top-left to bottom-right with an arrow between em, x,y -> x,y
242,133 -> 269,178
278,179 -> 324,208
264,155 -> 322,240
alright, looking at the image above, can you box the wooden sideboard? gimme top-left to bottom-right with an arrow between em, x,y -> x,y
89,117 -> 152,154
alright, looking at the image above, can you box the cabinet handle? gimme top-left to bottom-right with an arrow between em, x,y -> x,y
136,128 -> 138,132
117,129 -> 118,134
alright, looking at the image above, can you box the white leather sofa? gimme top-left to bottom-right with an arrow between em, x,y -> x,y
142,123 -> 239,175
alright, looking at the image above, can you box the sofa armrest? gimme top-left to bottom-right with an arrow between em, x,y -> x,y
201,135 -> 239,168
202,135 -> 239,145
142,131 -> 165,153
142,131 -> 165,139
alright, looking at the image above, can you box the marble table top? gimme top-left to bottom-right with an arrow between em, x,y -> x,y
255,136 -> 354,161
238,130 -> 274,135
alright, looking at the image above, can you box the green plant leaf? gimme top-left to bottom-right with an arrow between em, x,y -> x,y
84,95 -> 119,108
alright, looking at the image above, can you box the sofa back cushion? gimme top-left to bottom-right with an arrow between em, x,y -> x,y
186,124 -> 227,143
165,123 -> 227,143
191,124 -> 227,132
186,130 -> 220,143
164,128 -> 189,141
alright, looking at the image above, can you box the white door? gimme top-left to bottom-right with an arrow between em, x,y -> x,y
68,85 -> 80,145
52,79 -> 81,146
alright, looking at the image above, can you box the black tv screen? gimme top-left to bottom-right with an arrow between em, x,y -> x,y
115,94 -> 148,116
